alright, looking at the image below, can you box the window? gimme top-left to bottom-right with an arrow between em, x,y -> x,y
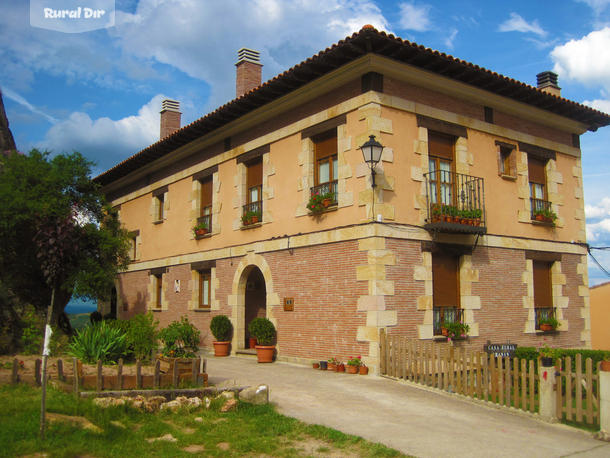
199,271 -> 211,309
243,158 -> 263,223
128,230 -> 139,261
533,261 -> 553,330
529,156 -> 548,215
312,130 -> 338,203
152,186 -> 168,223
432,254 -> 461,335
500,147 -> 511,175
154,274 -> 163,309
199,176 -> 213,232
156,194 -> 164,221
428,132 -> 455,206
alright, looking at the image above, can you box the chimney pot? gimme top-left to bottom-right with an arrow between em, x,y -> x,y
536,71 -> 561,97
236,48 -> 262,98
160,99 -> 181,140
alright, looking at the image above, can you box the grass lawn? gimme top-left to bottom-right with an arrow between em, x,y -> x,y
0,384 -> 408,458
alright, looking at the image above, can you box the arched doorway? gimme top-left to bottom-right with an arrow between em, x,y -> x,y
245,266 -> 266,348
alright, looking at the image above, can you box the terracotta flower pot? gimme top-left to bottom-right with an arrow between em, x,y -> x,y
540,324 -> 554,332
251,215 -> 259,224
601,360 -> 610,372
348,365 -> 358,374
213,341 -> 230,357
313,363 -> 319,369
322,198 -> 331,208
327,362 -> 335,371
359,366 -> 369,375
336,364 -> 345,373
255,345 -> 275,363
248,337 -> 257,348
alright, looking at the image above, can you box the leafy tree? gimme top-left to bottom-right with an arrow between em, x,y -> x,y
0,149 -> 131,340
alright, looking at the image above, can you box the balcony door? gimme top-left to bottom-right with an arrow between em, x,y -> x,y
428,132 -> 454,206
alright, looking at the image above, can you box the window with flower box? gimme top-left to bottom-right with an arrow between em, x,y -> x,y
432,254 -> 460,336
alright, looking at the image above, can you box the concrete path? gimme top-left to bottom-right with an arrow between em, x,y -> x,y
203,353 -> 610,458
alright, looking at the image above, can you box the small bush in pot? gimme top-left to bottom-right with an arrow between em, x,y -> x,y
210,315 -> 232,342
158,316 -> 201,358
249,317 -> 275,346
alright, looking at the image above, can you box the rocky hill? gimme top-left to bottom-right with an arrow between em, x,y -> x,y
0,89 -> 16,152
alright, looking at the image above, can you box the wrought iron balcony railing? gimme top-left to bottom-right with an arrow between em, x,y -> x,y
242,201 -> 262,225
530,198 -> 553,221
535,307 -> 557,331
423,171 -> 486,234
310,180 -> 338,206
197,214 -> 212,234
433,307 -> 465,336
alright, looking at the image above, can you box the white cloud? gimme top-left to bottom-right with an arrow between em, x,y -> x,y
498,13 -> 547,37
577,0 -> 610,15
551,28 -> 610,89
444,29 -> 458,50
37,95 -> 168,172
398,2 -> 432,32
586,197 -> 610,219
583,98 -> 610,113
586,198 -> 610,242
0,87 -> 59,124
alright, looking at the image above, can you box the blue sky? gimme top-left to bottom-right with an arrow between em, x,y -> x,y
2,0 -> 610,285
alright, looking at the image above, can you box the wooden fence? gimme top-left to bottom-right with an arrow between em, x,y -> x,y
380,331 -> 539,414
1,357 -> 208,391
555,354 -> 601,426
380,331 -> 602,426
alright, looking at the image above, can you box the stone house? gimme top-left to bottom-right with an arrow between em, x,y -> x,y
95,26 -> 610,370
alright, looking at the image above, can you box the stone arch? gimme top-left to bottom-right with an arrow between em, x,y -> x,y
229,253 -> 277,351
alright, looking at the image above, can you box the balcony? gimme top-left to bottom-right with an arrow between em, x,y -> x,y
423,171 -> 486,234
242,201 -> 262,227
433,307 -> 464,336
311,181 -> 338,204
535,307 -> 558,332
195,214 -> 212,237
530,198 -> 556,224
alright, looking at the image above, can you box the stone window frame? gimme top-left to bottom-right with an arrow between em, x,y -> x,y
148,267 -> 168,311
190,166 -> 220,238
189,260 -> 219,311
151,186 -> 169,224
495,140 -> 518,180
297,115 -> 353,217
128,230 -> 141,262
233,145 -> 274,229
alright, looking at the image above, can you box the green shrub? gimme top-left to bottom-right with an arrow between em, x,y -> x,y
66,321 -> 129,364
515,346 -> 610,373
158,316 -> 200,358
210,315 -> 232,341
125,312 -> 159,362
248,317 -> 275,346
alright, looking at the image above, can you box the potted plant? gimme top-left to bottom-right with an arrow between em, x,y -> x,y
321,192 -> 334,208
210,315 -> 232,357
359,363 -> 369,375
471,208 -> 482,226
601,351 -> 610,372
157,316 -> 201,373
242,211 -> 253,226
335,360 -> 345,372
539,317 -> 560,332
533,208 -> 558,225
327,357 -> 337,371
249,317 -> 276,363
431,203 -> 441,223
441,321 -> 470,342
347,356 -> 361,374
192,221 -> 208,237
308,193 -> 325,213
539,343 -> 557,367
251,210 -> 262,224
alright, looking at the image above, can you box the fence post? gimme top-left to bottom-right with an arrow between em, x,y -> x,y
600,369 -> 610,431
539,360 -> 557,422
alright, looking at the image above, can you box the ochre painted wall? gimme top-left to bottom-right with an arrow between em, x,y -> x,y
590,281 -> 610,350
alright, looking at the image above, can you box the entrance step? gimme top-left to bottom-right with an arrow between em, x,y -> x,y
235,349 -> 257,358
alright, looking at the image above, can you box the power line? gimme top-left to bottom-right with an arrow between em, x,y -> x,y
587,245 -> 610,278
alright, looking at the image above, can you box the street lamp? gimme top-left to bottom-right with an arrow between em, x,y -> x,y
359,134 -> 384,188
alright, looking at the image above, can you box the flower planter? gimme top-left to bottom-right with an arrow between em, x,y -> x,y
348,365 -> 358,374
359,366 -> 369,375
322,198 -> 331,208
319,361 -> 327,370
196,229 -> 208,236
248,337 -> 257,348
155,355 -> 199,374
535,214 -> 545,221
601,360 -> 610,372
327,362 -> 335,371
431,216 -> 441,223
255,345 -> 275,363
441,327 -> 449,337
336,364 -> 345,373
540,324 -> 555,332
213,341 -> 230,357
313,362 -> 319,369
251,215 -> 259,224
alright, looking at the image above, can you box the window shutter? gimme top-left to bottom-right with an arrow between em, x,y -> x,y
528,157 -> 546,184
314,130 -> 337,160
247,159 -> 263,189
428,132 -> 454,160
201,177 -> 213,208
432,255 -> 459,307
533,261 -> 552,308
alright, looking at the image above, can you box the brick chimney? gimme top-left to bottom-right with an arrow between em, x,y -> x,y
236,48 -> 262,98
160,99 -> 181,140
536,71 -> 561,97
